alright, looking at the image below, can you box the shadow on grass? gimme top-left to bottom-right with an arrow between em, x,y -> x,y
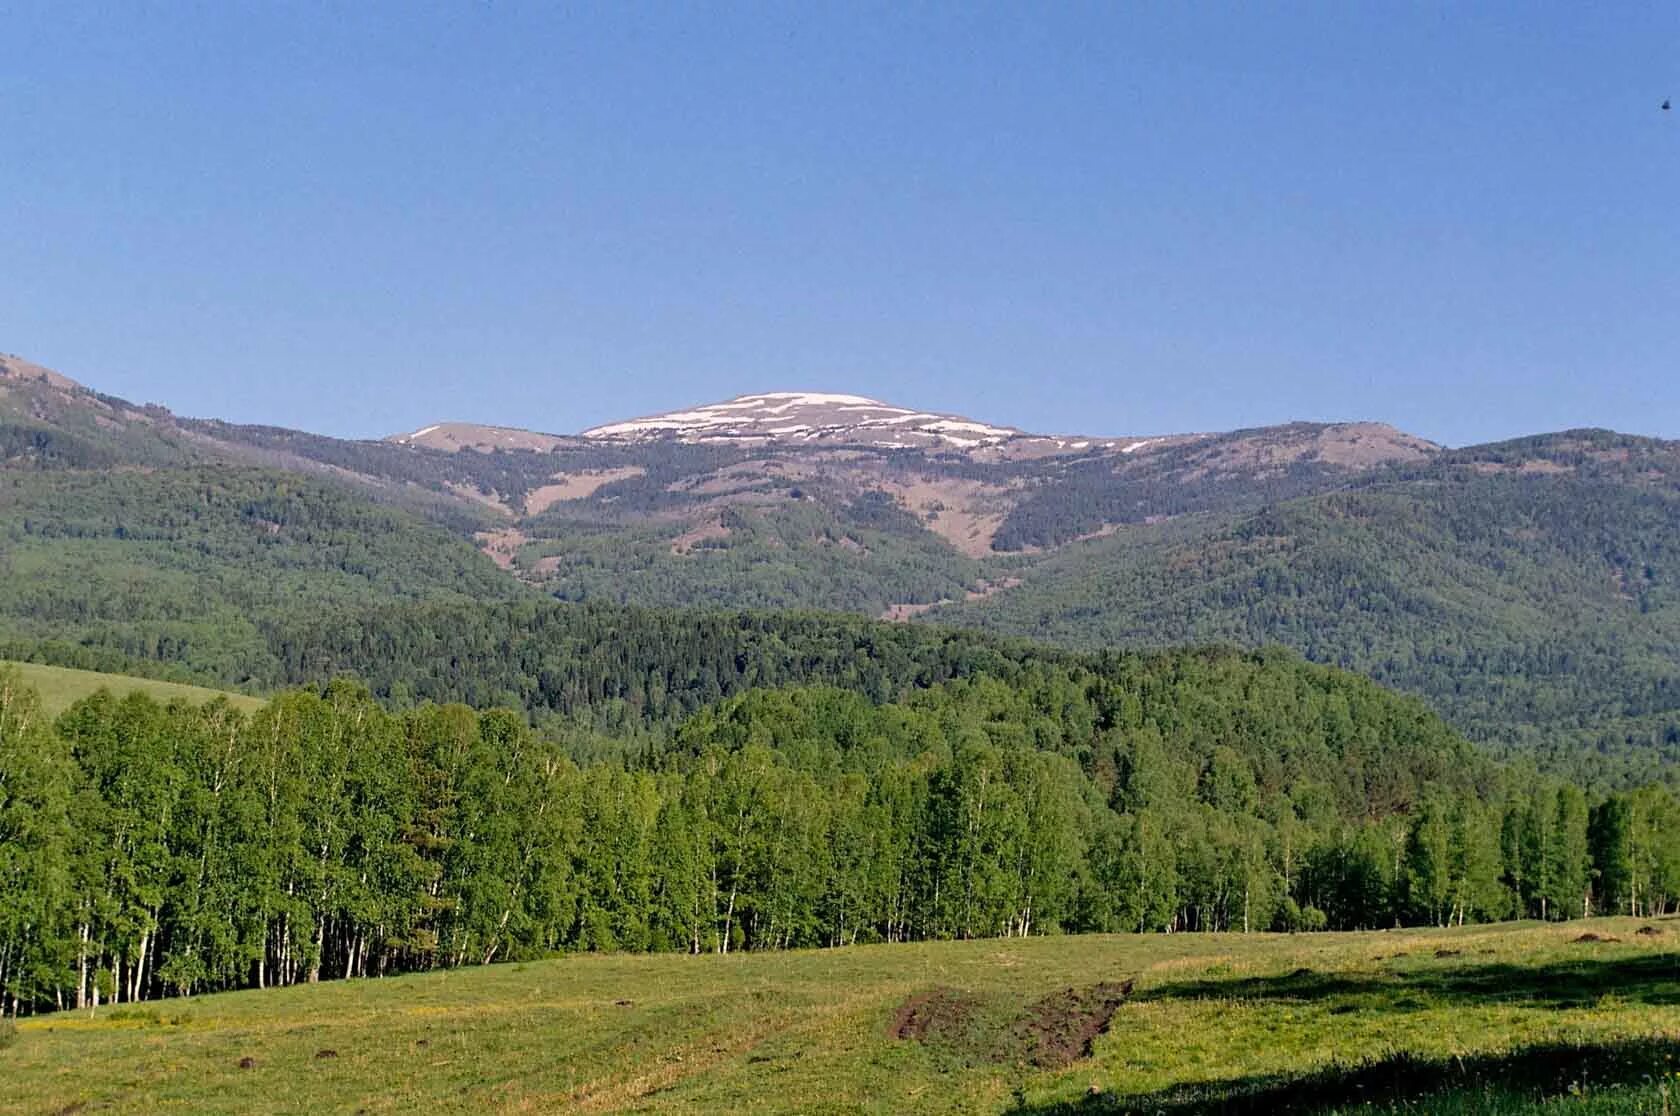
1003,1036 -> 1680,1115
1137,950 -> 1680,1011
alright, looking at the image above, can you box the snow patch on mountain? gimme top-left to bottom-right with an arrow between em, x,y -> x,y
582,392 -> 1024,449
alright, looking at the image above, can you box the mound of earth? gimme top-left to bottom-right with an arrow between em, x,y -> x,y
998,981 -> 1135,1068
887,986 -> 984,1044
888,979 -> 1133,1069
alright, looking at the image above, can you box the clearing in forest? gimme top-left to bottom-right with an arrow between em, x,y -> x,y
7,918 -> 1680,1115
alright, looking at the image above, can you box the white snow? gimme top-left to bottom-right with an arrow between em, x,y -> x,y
749,391 -> 883,406
582,390 -> 1030,449
919,418 -> 1015,440
1122,439 -> 1156,454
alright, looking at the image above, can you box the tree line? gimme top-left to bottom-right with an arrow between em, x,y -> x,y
4,649 -> 1678,1017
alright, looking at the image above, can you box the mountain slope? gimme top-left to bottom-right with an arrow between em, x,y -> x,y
0,465 -> 531,684
5,350 -> 1679,782
932,430 -> 1680,784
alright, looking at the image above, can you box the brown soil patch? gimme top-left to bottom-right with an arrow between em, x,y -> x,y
1471,459 -> 1572,477
524,468 -> 646,515
887,986 -> 983,1043
889,980 -> 1133,1069
447,481 -> 513,515
998,981 -> 1134,1068
880,577 -> 1022,622
875,475 -> 1017,557
474,527 -> 528,571
671,517 -> 732,555
0,353 -> 83,390
397,422 -> 572,454
1309,423 -> 1440,467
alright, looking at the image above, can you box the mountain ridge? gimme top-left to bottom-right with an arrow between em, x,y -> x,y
4,348 -> 1678,784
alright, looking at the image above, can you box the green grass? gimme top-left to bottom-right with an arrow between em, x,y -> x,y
8,919 -> 1680,1115
2,660 -> 265,717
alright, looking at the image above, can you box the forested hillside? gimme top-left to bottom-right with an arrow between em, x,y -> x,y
5,352 -> 1680,785
937,431 -> 1680,785
0,467 -> 527,683
269,602 -> 1072,726
6,649 -> 1675,1017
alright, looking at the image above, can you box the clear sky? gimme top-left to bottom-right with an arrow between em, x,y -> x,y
3,4 -> 1675,446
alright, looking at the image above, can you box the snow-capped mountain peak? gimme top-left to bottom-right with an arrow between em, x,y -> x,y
580,391 -> 1026,449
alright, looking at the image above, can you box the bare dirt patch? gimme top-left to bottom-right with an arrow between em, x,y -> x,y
876,475 -> 1018,557
998,981 -> 1134,1068
888,980 -> 1133,1069
887,987 -> 984,1044
1472,459 -> 1572,477
397,422 -> 572,453
671,516 -> 732,555
524,468 -> 646,515
881,600 -> 941,621
447,482 -> 513,515
880,577 -> 1021,622
474,527 -> 528,571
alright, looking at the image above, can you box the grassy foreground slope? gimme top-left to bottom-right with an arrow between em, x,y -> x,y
1,660 -> 264,717
10,919 -> 1680,1115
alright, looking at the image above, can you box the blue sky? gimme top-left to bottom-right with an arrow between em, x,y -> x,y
3,4 -> 1675,445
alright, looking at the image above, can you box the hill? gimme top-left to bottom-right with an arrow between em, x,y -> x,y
7,921 -> 1678,1115
0,660 -> 263,716
933,430 -> 1680,786
4,349 -> 1680,782
0,466 -> 530,685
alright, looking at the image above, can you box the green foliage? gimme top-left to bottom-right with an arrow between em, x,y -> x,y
941,441 -> 1680,787
990,423 -> 1364,551
2,648 -> 1671,1017
0,467 -> 528,682
264,601 -> 1075,727
521,499 -> 981,614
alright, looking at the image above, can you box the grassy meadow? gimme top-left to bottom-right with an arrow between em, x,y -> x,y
0,661 -> 264,717
7,918 -> 1680,1115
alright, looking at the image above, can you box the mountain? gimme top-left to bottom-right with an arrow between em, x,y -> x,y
932,429 -> 1680,785
2,350 -> 1677,784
